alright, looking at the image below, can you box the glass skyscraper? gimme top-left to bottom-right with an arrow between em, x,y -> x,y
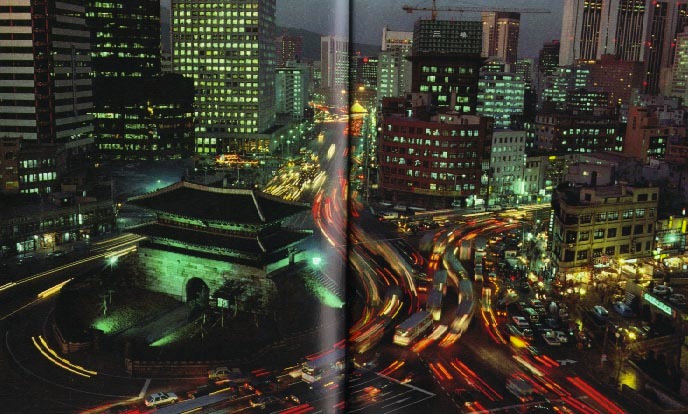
172,0 -> 276,154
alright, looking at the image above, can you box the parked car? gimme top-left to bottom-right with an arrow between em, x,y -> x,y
506,323 -> 534,341
669,293 -> 687,306
652,285 -> 673,296
512,316 -> 529,329
613,301 -> 634,317
542,331 -> 561,346
208,366 -> 247,382
592,305 -> 608,322
554,331 -> 569,344
144,392 -> 178,407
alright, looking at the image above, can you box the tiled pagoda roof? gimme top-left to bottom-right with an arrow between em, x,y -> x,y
127,181 -> 309,224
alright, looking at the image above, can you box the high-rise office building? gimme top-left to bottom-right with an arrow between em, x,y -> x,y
409,20 -> 484,112
411,20 -> 482,56
377,28 -> 413,103
379,110 -> 491,208
538,40 -> 561,76
86,0 -> 161,78
382,27 -> 413,52
670,27 -> 688,100
92,74 -> 194,161
587,54 -> 643,109
560,0 -> 649,64
482,12 -> 520,64
172,0 -> 276,154
276,62 -> 310,120
559,0 -> 603,65
477,61 -> 525,129
350,54 -> 378,88
276,34 -> 303,67
489,130 -> 527,204
87,0 -> 193,161
320,35 -> 349,89
512,58 -> 537,120
643,0 -> 688,94
597,0 -> 647,61
541,65 -> 590,111
0,0 -> 93,144
559,0 -> 651,64
512,59 -> 534,87
536,40 -> 561,109
559,0 -> 688,94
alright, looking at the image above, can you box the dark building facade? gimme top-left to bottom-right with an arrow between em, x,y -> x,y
276,34 -> 303,67
409,19 -> 483,113
409,55 -> 484,113
538,40 -> 560,77
587,55 -> 644,110
92,75 -> 194,160
0,188 -> 115,257
411,20 -> 482,56
86,0 -> 161,78
534,112 -> 618,153
86,0 -> 194,160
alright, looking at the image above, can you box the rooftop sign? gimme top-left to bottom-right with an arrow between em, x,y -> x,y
643,292 -> 675,317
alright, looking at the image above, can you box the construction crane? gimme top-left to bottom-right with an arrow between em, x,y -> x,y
402,0 -> 550,21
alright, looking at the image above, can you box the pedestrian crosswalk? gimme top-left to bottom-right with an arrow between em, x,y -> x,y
622,292 -> 635,305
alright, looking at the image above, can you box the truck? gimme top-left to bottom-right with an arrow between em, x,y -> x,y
506,378 -> 534,402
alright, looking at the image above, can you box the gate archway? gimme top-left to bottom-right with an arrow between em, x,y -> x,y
186,277 -> 210,305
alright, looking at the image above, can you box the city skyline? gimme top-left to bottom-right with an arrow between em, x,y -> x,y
161,0 -> 563,58
2,1 -> 688,413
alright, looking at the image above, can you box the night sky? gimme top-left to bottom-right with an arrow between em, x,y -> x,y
162,0 -> 564,58
277,0 -> 563,58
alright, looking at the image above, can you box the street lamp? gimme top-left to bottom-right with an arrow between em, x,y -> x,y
108,256 -> 118,273
615,332 -> 634,389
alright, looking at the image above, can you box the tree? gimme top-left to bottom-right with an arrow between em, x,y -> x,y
212,278 -> 267,323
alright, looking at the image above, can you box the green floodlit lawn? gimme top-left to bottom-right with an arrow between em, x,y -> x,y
56,278 -> 180,341
55,267 -> 346,360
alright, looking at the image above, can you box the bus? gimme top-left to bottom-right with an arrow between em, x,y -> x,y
432,270 -> 447,295
474,265 -> 484,283
301,348 -> 345,383
393,310 -> 433,346
350,318 -> 388,354
427,290 -> 443,321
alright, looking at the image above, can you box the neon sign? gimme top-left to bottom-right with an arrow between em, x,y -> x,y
643,292 -> 675,317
